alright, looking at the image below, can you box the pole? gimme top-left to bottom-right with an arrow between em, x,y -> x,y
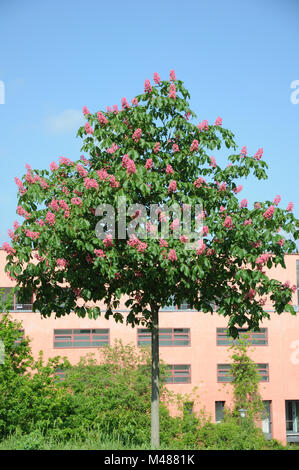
151,304 -> 159,449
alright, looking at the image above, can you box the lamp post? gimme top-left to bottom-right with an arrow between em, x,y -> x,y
238,408 -> 247,428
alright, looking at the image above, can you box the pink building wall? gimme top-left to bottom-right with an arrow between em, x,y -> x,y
1,250 -> 299,445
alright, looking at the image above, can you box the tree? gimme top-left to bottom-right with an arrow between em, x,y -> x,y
4,70 -> 299,448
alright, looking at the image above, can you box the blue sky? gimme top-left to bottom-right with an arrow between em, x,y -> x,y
0,0 -> 298,244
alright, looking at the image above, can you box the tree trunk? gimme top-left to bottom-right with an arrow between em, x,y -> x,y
151,304 -> 159,449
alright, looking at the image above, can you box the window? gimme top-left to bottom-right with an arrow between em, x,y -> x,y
177,300 -> 192,310
215,401 -> 225,423
161,296 -> 192,311
54,329 -> 109,348
262,401 -> 272,440
0,287 -> 33,311
216,328 -> 268,346
183,401 -> 194,415
137,328 -> 190,347
217,363 -> 269,382
286,400 -> 299,441
164,365 -> 191,383
54,368 -> 66,381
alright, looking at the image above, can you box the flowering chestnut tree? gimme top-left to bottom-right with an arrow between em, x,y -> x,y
4,70 -> 299,447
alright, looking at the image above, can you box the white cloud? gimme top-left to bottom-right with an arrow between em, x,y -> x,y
43,109 -> 84,134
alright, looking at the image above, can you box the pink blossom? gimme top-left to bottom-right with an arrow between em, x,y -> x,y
243,218 -> 252,226
153,72 -> 161,84
223,216 -> 233,229
273,195 -> 281,206
286,202 -> 294,212
168,180 -> 177,192
15,177 -> 24,190
159,238 -> 168,248
245,289 -> 256,300
220,206 -> 226,213
97,112 -> 108,125
49,199 -> 60,212
172,143 -> 179,153
202,225 -> 209,236
153,142 -> 161,154
71,197 -> 82,206
46,211 -> 56,226
240,146 -> 247,157
144,79 -> 152,93
127,235 -> 139,248
113,104 -> 119,114
263,206 -> 275,219
59,156 -> 73,166
166,164 -> 174,174
84,122 -> 94,135
40,179 -> 49,190
137,241 -> 148,253
132,128 -> 142,142
170,218 -> 180,230
13,221 -> 20,231
168,249 -> 177,262
37,219 -> 45,226
214,117 -> 222,126
94,249 -> 105,257
190,139 -> 199,152
240,199 -> 248,208
197,240 -> 206,255
103,234 -> 114,248
218,182 -> 226,192
145,159 -> 153,170
169,69 -> 176,81
233,185 -> 243,194
253,148 -> 263,160
193,177 -> 206,188
131,97 -> 138,106
255,202 -> 261,209
169,84 -> 176,99
277,238 -> 285,247
25,230 -> 40,240
84,178 -> 99,190
197,120 -> 209,132
121,97 -> 130,110
125,158 -> 136,175
76,163 -> 88,178
97,169 -> 108,180
56,258 -> 67,268
17,206 -> 30,219
107,106 -> 112,113
2,242 -> 16,255
209,156 -> 216,168
82,106 -> 90,115
109,175 -> 120,188
62,186 -> 69,196
180,235 -> 189,243
256,253 -> 270,266
106,143 -> 119,154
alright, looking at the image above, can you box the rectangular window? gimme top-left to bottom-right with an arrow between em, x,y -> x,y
54,329 -> 109,348
262,401 -> 272,439
215,401 -> 225,423
216,328 -> 268,346
0,287 -> 33,312
217,363 -> 269,382
137,328 -> 190,347
0,287 -> 14,310
164,365 -> 191,384
286,400 -> 299,436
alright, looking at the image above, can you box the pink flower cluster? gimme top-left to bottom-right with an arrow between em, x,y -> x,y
209,156 -> 216,168
240,199 -> 248,208
263,206 -> 275,219
50,161 -> 58,171
94,249 -> 105,257
56,258 -> 67,268
59,156 -> 73,166
97,168 -> 108,181
2,242 -> 16,255
170,218 -> 180,230
106,143 -> 119,154
144,79 -> 152,93
84,122 -> 94,135
49,199 -> 60,211
240,146 -> 247,157
25,230 -> 40,240
132,128 -> 142,142
145,159 -> 153,170
169,70 -> 176,81
277,238 -> 285,247
127,235 -> 147,253
71,197 -> 82,206
253,148 -> 263,160
159,238 -> 168,248
172,143 -> 179,153
121,97 -> 130,109
193,177 -> 206,188
168,249 -> 177,262
131,97 -> 138,106
76,163 -> 88,178
223,216 -> 233,229
166,164 -> 174,174
197,240 -> 206,255
168,180 -> 177,192
153,72 -> 161,84
243,218 -> 252,226
82,106 -> 90,115
256,253 -> 270,266
202,225 -> 209,236
84,178 -> 98,190
218,182 -> 226,192
113,104 -> 118,114
197,120 -> 209,132
169,84 -> 176,99
190,139 -> 199,152
97,112 -> 108,125
46,211 -> 56,226
214,117 -> 222,126
17,206 -> 30,219
254,202 -> 261,209
122,155 -> 136,175
286,202 -> 293,212
153,142 -> 161,153
273,195 -> 281,206
103,234 -> 114,248
233,185 -> 243,194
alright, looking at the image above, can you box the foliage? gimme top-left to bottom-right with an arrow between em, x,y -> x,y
4,71 -> 298,337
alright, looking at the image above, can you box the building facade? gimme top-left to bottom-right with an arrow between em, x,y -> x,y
1,250 -> 299,445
